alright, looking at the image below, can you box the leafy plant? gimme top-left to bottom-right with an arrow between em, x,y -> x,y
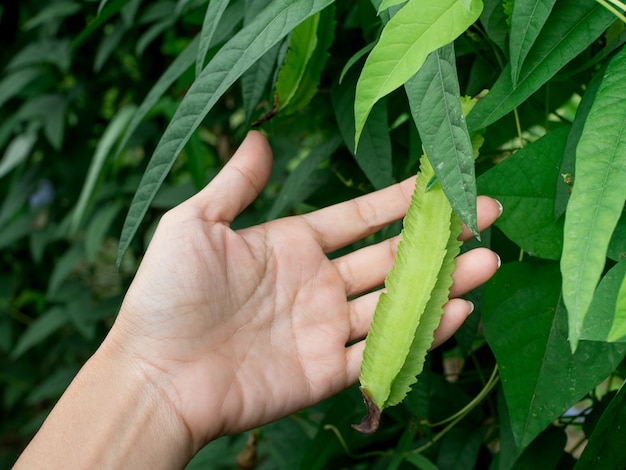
3,0 -> 626,468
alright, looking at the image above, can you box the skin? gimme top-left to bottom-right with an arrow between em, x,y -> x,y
14,131 -> 502,469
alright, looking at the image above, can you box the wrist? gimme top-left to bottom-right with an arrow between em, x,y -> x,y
15,334 -> 195,469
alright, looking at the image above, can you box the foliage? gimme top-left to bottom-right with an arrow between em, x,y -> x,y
2,0 -> 626,468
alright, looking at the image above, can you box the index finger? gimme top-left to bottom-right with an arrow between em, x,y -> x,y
300,176 -> 416,253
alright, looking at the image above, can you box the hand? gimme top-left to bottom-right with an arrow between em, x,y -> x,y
108,131 -> 501,452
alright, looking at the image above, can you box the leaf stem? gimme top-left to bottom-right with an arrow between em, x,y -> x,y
597,0 -> 626,22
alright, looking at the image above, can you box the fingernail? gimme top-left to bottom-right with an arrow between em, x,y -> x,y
495,199 -> 504,217
467,300 -> 475,314
496,253 -> 502,268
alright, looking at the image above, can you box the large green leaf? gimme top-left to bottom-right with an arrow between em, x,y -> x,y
466,0 -> 614,131
117,0 -> 335,265
561,44 -> 626,350
477,127 -> 568,260
354,0 -> 483,148
508,0 -> 556,86
575,382 -> 626,470
482,262 -> 626,448
405,43 -> 477,236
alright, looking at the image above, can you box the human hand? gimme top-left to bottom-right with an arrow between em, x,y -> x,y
108,131 -> 502,453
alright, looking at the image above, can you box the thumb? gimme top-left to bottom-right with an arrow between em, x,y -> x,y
188,131 -> 273,223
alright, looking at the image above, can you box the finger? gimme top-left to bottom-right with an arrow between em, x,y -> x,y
334,198 -> 501,298
459,196 -> 503,241
449,248 -> 500,298
300,176 -> 416,253
344,298 -> 474,384
334,236 -> 399,297
430,298 -> 474,349
187,131 -> 273,223
347,290 -> 381,342
346,248 -> 499,342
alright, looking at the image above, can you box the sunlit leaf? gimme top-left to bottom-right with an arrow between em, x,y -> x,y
275,13 -> 320,111
561,44 -> 626,350
354,0 -> 483,148
278,6 -> 335,116
405,43 -> 477,236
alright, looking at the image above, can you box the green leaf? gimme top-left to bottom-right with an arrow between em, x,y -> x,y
466,0 -> 614,131
47,244 -> 85,297
115,35 -> 198,157
477,127 -> 568,260
11,308 -> 68,359
554,64 -> 605,219
508,0 -> 556,86
241,44 -> 281,125
354,0 -> 483,148
332,68 -> 395,189
115,3 -> 243,157
479,0 -> 508,53
265,135 -> 342,221
608,212 -> 626,261
73,0 -> 133,49
482,261 -> 626,448
195,0 -> 230,77
71,104 -> 136,234
561,44 -> 626,351
117,0 -> 335,266
579,259 -> 626,342
378,0 -> 408,12
405,453 -> 439,470
279,6 -> 335,116
275,13 -> 320,111
405,43 -> 477,236
609,273 -> 626,342
338,41 -> 374,85
0,132 -> 38,179
0,68 -> 42,110
24,1 -> 81,30
575,382 -> 626,470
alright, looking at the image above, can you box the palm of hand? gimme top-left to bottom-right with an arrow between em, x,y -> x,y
119,206 -> 364,444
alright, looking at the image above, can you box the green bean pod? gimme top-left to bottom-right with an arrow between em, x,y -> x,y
354,153 -> 462,434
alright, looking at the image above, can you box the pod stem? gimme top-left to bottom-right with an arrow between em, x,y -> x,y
352,388 -> 381,434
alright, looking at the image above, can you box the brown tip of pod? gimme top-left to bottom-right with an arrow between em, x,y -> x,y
351,388 -> 381,434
